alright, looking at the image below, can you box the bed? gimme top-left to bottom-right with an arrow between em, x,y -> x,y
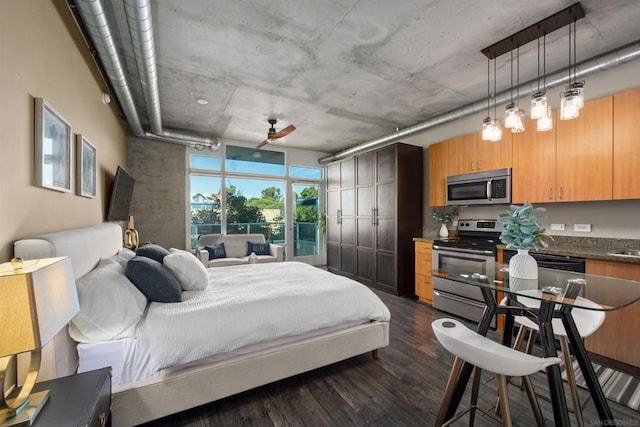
13,223 -> 390,426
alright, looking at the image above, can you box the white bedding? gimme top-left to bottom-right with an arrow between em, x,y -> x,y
79,261 -> 390,385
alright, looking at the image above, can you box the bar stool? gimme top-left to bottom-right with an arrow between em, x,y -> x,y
432,318 -> 562,426
501,292 -> 605,427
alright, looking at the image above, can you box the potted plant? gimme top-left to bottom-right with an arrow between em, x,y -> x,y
497,201 -> 552,279
432,208 -> 458,238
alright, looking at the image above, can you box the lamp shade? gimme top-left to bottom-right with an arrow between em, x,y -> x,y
0,257 -> 79,357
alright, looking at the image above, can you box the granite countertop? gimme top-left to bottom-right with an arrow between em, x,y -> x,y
498,236 -> 640,265
413,235 -> 640,265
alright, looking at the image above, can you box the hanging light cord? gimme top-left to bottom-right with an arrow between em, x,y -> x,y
543,33 -> 546,90
536,36 -> 541,93
516,44 -> 520,102
493,57 -> 497,117
486,57 -> 490,117
573,19 -> 578,84
568,19 -> 573,86
510,45 -> 514,103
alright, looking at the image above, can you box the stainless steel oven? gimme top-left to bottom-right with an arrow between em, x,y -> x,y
432,219 -> 500,327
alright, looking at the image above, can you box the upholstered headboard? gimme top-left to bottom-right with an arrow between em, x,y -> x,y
13,223 -> 123,381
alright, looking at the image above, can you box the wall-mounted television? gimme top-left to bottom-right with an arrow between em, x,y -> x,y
106,166 -> 135,222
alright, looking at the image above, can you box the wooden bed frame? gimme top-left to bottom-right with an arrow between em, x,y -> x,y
14,224 -> 389,426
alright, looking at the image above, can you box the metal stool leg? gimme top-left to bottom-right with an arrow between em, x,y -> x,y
522,375 -> 546,427
560,336 -> 584,427
469,367 -> 482,426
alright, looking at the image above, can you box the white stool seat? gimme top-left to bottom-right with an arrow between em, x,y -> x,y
501,290 -> 605,337
432,318 -> 561,376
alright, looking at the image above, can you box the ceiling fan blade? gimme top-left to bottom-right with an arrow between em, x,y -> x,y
271,124 -> 296,139
256,139 -> 270,149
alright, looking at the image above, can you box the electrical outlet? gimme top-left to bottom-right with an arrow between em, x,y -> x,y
574,224 -> 592,232
550,223 -> 565,231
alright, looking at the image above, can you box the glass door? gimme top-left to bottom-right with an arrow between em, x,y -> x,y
291,183 -> 322,264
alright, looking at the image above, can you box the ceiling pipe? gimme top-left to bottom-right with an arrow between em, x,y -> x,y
318,40 -> 640,165
72,0 -> 220,149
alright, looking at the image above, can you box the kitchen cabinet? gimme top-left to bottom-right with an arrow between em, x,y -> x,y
326,158 -> 356,277
329,143 -> 423,295
428,141 -> 448,207
585,259 -> 640,369
512,117 -> 557,203
513,96 -> 613,203
447,132 -> 512,176
556,96 -> 613,202
415,240 -> 433,304
613,88 -> 640,199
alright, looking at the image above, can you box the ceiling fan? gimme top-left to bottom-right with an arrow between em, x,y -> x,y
256,119 -> 296,149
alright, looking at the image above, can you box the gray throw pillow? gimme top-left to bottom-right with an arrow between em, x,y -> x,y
137,243 -> 170,263
247,241 -> 270,256
126,256 -> 182,303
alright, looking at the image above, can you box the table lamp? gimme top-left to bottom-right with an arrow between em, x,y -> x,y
0,257 -> 79,426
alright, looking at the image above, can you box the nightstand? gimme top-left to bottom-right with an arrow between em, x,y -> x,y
31,367 -> 111,427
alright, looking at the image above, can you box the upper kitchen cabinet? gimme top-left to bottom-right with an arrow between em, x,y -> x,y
448,132 -> 512,176
428,141 -> 448,207
613,88 -> 640,199
555,96 -> 613,202
512,117 -> 557,203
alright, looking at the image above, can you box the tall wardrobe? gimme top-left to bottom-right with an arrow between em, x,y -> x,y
326,143 -> 423,296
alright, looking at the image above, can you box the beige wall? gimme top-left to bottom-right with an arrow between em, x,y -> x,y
0,0 -> 127,262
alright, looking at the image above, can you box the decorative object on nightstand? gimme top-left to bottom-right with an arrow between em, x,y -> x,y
432,208 -> 459,238
0,257 -> 79,426
498,201 -> 552,279
124,215 -> 139,250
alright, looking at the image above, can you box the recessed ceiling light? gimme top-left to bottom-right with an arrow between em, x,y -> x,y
195,98 -> 209,105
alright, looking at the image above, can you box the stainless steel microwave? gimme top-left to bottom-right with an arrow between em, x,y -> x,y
446,168 -> 511,206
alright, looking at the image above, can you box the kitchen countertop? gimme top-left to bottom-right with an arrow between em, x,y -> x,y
414,235 -> 640,265
498,236 -> 640,265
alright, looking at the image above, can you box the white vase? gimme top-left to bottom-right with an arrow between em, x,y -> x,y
439,223 -> 449,238
509,249 -> 538,279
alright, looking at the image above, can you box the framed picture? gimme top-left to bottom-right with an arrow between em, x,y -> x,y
34,98 -> 72,192
76,134 -> 97,198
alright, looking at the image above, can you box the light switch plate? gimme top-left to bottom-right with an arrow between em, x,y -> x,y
550,223 -> 565,231
574,224 -> 592,232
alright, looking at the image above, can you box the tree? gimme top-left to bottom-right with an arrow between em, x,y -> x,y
294,186 -> 318,223
226,185 -> 265,224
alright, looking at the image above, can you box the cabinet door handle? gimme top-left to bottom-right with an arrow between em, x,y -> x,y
549,187 -> 553,200
371,208 -> 376,225
374,208 -> 378,225
559,186 -> 564,199
471,161 -> 475,171
337,209 -> 342,224
477,160 -> 481,170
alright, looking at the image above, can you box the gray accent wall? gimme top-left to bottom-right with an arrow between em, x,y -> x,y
127,136 -> 187,249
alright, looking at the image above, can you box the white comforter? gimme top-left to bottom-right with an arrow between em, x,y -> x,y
137,261 -> 390,374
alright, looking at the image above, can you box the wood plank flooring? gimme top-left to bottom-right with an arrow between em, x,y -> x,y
142,290 -> 639,426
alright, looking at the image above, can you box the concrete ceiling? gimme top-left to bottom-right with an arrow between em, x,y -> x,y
88,0 -> 640,154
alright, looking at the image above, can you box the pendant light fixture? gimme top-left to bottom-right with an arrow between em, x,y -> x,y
531,35 -> 548,120
511,44 -> 525,133
560,16 -> 583,120
481,58 -> 502,141
480,4 -> 584,136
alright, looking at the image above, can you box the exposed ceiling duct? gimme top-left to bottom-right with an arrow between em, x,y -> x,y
318,40 -> 640,165
70,0 -> 219,149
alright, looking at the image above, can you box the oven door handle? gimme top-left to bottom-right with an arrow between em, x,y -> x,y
433,245 -> 494,256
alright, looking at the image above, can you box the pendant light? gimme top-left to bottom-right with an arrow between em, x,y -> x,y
531,35 -> 548,120
560,17 -> 582,120
536,34 -> 553,132
511,44 -> 525,133
482,58 -> 502,141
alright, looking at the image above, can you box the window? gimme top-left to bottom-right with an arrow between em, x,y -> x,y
226,145 -> 284,176
189,175 -> 222,248
190,154 -> 221,171
290,165 -> 322,180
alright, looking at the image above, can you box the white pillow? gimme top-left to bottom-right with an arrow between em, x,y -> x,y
70,259 -> 148,343
164,248 -> 209,291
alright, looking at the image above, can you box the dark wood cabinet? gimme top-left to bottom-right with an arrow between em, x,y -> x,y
327,158 -> 356,277
327,143 -> 423,295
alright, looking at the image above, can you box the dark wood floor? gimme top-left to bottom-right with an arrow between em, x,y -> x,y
143,290 -> 639,426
